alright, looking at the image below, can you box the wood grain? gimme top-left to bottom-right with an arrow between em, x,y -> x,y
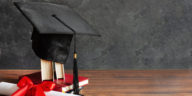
0,70 -> 192,96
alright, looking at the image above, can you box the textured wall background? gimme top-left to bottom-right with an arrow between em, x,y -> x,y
0,0 -> 192,69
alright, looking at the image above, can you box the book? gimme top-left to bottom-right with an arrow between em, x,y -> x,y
19,72 -> 88,92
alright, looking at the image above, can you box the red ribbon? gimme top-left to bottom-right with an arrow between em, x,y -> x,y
11,76 -> 55,96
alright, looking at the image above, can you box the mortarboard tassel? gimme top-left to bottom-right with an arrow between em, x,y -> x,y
52,15 -> 80,95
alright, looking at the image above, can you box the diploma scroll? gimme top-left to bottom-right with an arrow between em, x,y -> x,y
0,82 -> 79,96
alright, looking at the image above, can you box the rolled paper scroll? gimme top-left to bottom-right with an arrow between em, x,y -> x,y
0,82 -> 79,96
0,82 -> 18,95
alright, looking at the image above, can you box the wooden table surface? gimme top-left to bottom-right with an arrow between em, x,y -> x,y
0,70 -> 192,96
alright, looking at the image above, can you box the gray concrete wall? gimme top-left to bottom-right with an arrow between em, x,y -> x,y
0,0 -> 192,69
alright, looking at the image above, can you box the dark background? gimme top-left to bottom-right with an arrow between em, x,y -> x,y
0,0 -> 192,69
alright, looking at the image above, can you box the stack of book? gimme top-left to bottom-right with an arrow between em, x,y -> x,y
19,72 -> 88,93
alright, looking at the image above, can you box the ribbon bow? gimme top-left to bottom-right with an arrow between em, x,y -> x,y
12,76 -> 55,96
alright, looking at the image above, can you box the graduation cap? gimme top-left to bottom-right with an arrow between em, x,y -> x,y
14,2 -> 100,95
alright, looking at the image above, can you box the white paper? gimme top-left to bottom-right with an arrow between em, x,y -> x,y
0,82 -> 79,96
0,82 -> 18,95
45,91 -> 79,96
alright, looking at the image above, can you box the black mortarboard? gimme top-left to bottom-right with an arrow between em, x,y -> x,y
14,2 -> 99,36
14,2 -> 100,95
